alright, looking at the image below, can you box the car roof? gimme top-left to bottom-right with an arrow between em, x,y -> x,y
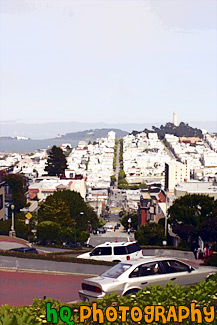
119,257 -> 186,266
95,241 -> 138,247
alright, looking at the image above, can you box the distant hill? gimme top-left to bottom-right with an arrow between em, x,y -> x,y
0,120 -> 215,139
130,122 -> 203,139
58,128 -> 128,141
152,122 -> 203,139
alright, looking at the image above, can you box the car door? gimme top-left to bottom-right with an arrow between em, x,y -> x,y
124,261 -> 170,293
160,260 -> 198,286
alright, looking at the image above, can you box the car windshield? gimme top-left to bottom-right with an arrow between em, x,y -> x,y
102,263 -> 132,278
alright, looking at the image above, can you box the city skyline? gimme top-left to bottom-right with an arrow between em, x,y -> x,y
0,0 -> 217,125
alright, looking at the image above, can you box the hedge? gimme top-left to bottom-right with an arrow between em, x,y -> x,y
0,249 -> 115,266
0,273 -> 216,324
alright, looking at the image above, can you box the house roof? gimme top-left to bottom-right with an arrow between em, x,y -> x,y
141,193 -> 151,200
56,184 -> 67,189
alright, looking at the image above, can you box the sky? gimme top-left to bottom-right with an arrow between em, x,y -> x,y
0,0 -> 217,125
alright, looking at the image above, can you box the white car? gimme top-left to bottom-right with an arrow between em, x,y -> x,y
77,241 -> 143,262
79,257 -> 217,302
105,225 -> 113,232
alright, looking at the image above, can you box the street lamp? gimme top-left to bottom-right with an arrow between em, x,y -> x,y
9,204 -> 16,237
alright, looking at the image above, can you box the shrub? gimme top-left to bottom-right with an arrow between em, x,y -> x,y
0,249 -> 115,266
37,221 -> 61,244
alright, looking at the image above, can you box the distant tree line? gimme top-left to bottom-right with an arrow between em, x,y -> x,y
152,122 -> 203,139
130,122 -> 203,140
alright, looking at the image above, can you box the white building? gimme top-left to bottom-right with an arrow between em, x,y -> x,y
175,181 -> 217,200
165,160 -> 190,193
28,176 -> 86,201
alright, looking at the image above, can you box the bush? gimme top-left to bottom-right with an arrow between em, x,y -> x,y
0,219 -> 29,240
37,221 -> 61,244
0,220 -> 11,235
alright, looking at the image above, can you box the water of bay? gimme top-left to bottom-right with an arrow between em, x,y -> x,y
0,139 -> 79,153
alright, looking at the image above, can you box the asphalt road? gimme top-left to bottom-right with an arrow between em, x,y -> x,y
88,213 -> 135,247
0,270 -> 88,306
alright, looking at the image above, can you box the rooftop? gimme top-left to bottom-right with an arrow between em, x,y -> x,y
175,181 -> 217,193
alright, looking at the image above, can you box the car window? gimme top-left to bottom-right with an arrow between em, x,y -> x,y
102,263 -> 132,278
129,262 -> 161,278
126,243 -> 141,254
162,260 -> 190,273
91,247 -> 112,256
114,246 -> 127,255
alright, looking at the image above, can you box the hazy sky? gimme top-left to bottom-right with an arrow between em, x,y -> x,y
0,0 -> 217,125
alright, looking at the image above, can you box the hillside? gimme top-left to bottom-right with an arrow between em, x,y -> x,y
58,128 -> 128,140
152,122 -> 203,139
130,122 -> 203,139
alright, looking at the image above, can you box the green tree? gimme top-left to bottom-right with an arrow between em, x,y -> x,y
45,146 -> 68,176
110,175 -> 116,184
76,231 -> 89,243
38,196 -> 74,228
140,182 -> 147,189
200,218 -> 217,243
37,190 -> 99,232
87,205 -> 100,230
3,174 -> 27,212
120,213 -> 138,230
168,194 -> 216,244
135,223 -> 165,246
118,170 -> 126,180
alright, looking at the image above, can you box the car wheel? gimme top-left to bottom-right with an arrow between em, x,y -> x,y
123,289 -> 139,296
112,260 -> 121,263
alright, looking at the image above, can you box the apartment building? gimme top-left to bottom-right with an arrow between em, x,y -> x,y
165,160 -> 190,193
28,175 -> 86,201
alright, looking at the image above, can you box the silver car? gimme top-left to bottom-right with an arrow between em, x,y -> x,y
79,257 -> 217,302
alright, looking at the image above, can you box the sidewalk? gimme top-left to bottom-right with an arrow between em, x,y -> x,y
0,235 -> 31,250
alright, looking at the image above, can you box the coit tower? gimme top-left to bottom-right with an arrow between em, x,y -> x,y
173,111 -> 178,126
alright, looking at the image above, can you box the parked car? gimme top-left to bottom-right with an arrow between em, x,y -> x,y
9,247 -> 38,254
98,227 -> 106,234
65,243 -> 81,248
79,257 -> 217,302
82,243 -> 94,249
77,241 -> 143,262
